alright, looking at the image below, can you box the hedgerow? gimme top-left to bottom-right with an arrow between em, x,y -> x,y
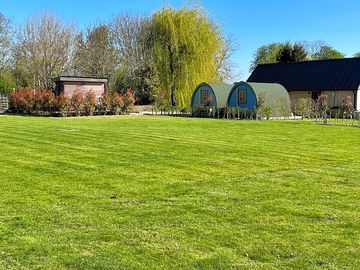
9,87 -> 136,117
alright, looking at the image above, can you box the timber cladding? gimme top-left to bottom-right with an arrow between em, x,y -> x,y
53,76 -> 108,97
60,81 -> 105,97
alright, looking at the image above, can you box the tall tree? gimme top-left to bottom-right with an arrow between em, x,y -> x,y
0,13 -> 11,71
300,40 -> 327,59
74,24 -> 117,80
253,40 -> 345,69
250,43 -> 283,72
215,34 -> 237,81
110,13 -> 157,104
276,42 -> 307,63
14,12 -> 75,90
292,43 -> 307,62
149,6 -> 230,107
354,52 -> 360,57
312,45 -> 345,60
276,42 -> 294,63
0,13 -> 16,94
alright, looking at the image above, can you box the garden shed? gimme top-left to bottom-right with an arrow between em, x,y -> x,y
53,76 -> 108,97
191,83 -> 233,108
227,81 -> 291,117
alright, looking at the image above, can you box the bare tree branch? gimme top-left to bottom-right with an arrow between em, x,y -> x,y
14,12 -> 76,90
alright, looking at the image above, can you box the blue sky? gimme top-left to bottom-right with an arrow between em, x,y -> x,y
1,0 -> 360,80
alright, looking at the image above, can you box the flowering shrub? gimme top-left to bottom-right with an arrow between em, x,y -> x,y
342,96 -> 353,116
124,89 -> 136,112
71,90 -> 84,116
317,94 -> 328,111
54,93 -> 69,117
111,92 -> 124,115
204,95 -> 212,107
101,91 -> 112,115
10,87 -> 34,113
316,94 -> 328,124
84,90 -> 97,116
34,90 -> 55,112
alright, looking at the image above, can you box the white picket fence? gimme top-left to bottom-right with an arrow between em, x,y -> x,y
0,95 -> 9,113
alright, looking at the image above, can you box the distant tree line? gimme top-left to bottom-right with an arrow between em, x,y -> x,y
1,7 -> 359,108
0,7 -> 235,108
250,40 -> 357,72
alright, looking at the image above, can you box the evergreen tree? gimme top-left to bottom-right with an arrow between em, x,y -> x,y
276,42 -> 294,63
276,42 -> 307,63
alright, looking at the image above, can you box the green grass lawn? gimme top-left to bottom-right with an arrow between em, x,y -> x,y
0,115 -> 359,269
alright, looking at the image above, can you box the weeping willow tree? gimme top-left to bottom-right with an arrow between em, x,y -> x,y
149,7 -> 229,107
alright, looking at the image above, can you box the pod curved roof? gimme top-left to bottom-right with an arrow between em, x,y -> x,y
208,83 -> 234,108
193,83 -> 233,108
231,81 -> 291,116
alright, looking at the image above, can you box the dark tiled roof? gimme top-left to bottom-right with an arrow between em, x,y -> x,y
247,58 -> 360,91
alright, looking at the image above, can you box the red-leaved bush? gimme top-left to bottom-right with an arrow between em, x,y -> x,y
111,92 -> 124,115
34,90 -> 55,112
9,86 -> 136,117
55,93 -> 70,117
123,89 -> 136,112
101,91 -> 112,115
84,90 -> 97,116
10,87 -> 34,113
71,89 -> 84,116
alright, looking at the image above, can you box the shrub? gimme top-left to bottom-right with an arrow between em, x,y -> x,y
274,97 -> 291,119
71,90 -> 84,116
124,89 -> 136,112
341,96 -> 353,118
256,92 -> 266,119
101,91 -> 112,115
193,106 -> 211,118
154,88 -> 169,111
295,98 -> 313,119
111,92 -> 124,115
10,87 -> 34,113
317,94 -> 328,123
33,90 -> 55,112
204,95 -> 212,107
263,106 -> 272,120
55,93 -> 69,117
84,90 -> 97,116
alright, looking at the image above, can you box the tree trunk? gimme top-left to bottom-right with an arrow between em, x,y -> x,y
170,82 -> 177,107
168,45 -> 177,107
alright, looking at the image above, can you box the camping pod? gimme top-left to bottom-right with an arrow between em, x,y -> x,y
191,83 -> 233,108
227,81 -> 291,117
